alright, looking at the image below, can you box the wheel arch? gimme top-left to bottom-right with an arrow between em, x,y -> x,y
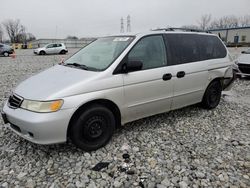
67,99 -> 121,138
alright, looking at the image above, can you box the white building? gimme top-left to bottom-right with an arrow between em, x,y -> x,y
209,26 -> 250,46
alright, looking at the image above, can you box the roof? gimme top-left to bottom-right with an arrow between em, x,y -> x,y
209,26 -> 250,32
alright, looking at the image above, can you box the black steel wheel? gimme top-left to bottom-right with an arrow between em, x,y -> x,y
201,81 -> 222,109
70,105 -> 115,151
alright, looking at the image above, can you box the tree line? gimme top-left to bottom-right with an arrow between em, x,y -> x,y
0,19 -> 36,43
183,14 -> 250,31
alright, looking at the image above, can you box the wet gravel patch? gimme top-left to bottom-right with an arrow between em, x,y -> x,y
0,50 -> 250,187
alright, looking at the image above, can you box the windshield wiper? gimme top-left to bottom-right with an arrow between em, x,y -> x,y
64,63 -> 89,70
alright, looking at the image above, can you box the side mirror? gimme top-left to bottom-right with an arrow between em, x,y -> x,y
241,51 -> 246,54
122,60 -> 143,73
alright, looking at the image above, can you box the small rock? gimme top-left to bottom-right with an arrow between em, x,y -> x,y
179,181 -> 188,188
196,171 -> 205,178
218,174 -> 224,181
1,182 -> 8,188
114,180 -> 122,187
243,175 -> 249,180
17,172 -> 27,180
76,181 -> 84,188
161,177 -> 171,186
120,143 -> 131,151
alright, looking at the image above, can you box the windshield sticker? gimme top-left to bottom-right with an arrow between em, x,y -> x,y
113,37 -> 130,42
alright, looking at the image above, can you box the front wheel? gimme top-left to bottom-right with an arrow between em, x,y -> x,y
39,51 -> 45,55
3,52 -> 9,57
201,81 -> 222,109
70,105 -> 115,151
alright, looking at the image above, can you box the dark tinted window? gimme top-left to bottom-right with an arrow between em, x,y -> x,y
164,34 -> 227,65
0,44 -> 3,48
198,35 -> 227,60
128,35 -> 167,70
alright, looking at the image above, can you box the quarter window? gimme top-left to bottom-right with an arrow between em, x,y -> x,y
128,35 -> 167,70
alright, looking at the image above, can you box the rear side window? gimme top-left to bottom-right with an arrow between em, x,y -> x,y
164,34 -> 227,65
198,35 -> 227,60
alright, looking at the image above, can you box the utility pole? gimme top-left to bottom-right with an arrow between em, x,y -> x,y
120,17 -> 124,33
127,15 -> 131,32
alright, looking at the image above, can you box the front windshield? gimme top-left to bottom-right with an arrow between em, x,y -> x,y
64,36 -> 134,71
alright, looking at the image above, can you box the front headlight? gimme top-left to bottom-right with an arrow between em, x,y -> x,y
21,99 -> 63,113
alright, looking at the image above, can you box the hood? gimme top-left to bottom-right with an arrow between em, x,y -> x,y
238,54 -> 250,64
14,65 -> 99,100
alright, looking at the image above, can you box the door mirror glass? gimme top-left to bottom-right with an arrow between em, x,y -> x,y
123,60 -> 143,73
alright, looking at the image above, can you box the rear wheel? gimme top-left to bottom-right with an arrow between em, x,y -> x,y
70,105 -> 115,151
39,51 -> 45,55
201,81 -> 222,109
3,52 -> 9,57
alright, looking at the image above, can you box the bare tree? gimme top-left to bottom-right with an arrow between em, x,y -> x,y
66,35 -> 78,40
181,25 -> 200,30
239,15 -> 250,26
2,19 -> 25,43
0,25 -> 3,42
209,15 -> 239,29
26,33 -> 36,41
198,14 -> 212,30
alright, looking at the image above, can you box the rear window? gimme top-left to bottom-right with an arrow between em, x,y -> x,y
164,34 -> 227,65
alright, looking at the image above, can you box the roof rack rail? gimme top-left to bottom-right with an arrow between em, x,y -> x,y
152,27 -> 211,33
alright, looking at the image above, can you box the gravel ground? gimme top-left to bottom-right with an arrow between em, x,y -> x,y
0,49 -> 250,188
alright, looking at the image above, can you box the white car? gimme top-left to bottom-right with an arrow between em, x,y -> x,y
34,43 -> 68,55
235,49 -> 250,77
2,29 -> 234,151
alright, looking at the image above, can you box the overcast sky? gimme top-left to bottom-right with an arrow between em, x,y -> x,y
1,0 -> 249,39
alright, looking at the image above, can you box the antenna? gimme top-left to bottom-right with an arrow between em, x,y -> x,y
120,17 -> 124,33
127,15 -> 131,32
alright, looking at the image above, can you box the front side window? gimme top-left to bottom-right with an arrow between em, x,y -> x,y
128,35 -> 167,70
46,44 -> 54,48
64,36 -> 134,71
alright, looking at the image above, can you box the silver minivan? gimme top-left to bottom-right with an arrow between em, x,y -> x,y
1,30 -> 234,151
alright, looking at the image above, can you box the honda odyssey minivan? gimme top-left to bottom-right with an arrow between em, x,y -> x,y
1,29 -> 234,151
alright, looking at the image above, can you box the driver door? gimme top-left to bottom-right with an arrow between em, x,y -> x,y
122,35 -> 174,123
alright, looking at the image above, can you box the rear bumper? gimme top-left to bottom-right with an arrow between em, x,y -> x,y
2,103 -> 75,145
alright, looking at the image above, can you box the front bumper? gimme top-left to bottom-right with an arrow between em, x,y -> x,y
2,103 -> 75,145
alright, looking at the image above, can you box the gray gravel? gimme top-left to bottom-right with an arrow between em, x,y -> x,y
0,49 -> 250,187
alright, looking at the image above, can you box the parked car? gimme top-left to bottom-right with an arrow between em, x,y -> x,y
2,30 -> 234,151
34,43 -> 68,55
235,48 -> 250,77
0,43 -> 14,57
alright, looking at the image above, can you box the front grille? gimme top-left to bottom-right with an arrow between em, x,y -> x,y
238,63 -> 250,74
8,94 -> 23,109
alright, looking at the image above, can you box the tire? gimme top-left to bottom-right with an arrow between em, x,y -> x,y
60,50 -> 66,54
70,105 -> 115,151
3,52 -> 9,57
39,51 -> 45,55
201,81 -> 222,109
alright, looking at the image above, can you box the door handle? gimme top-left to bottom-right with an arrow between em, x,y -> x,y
177,71 -> 185,78
162,73 -> 172,81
